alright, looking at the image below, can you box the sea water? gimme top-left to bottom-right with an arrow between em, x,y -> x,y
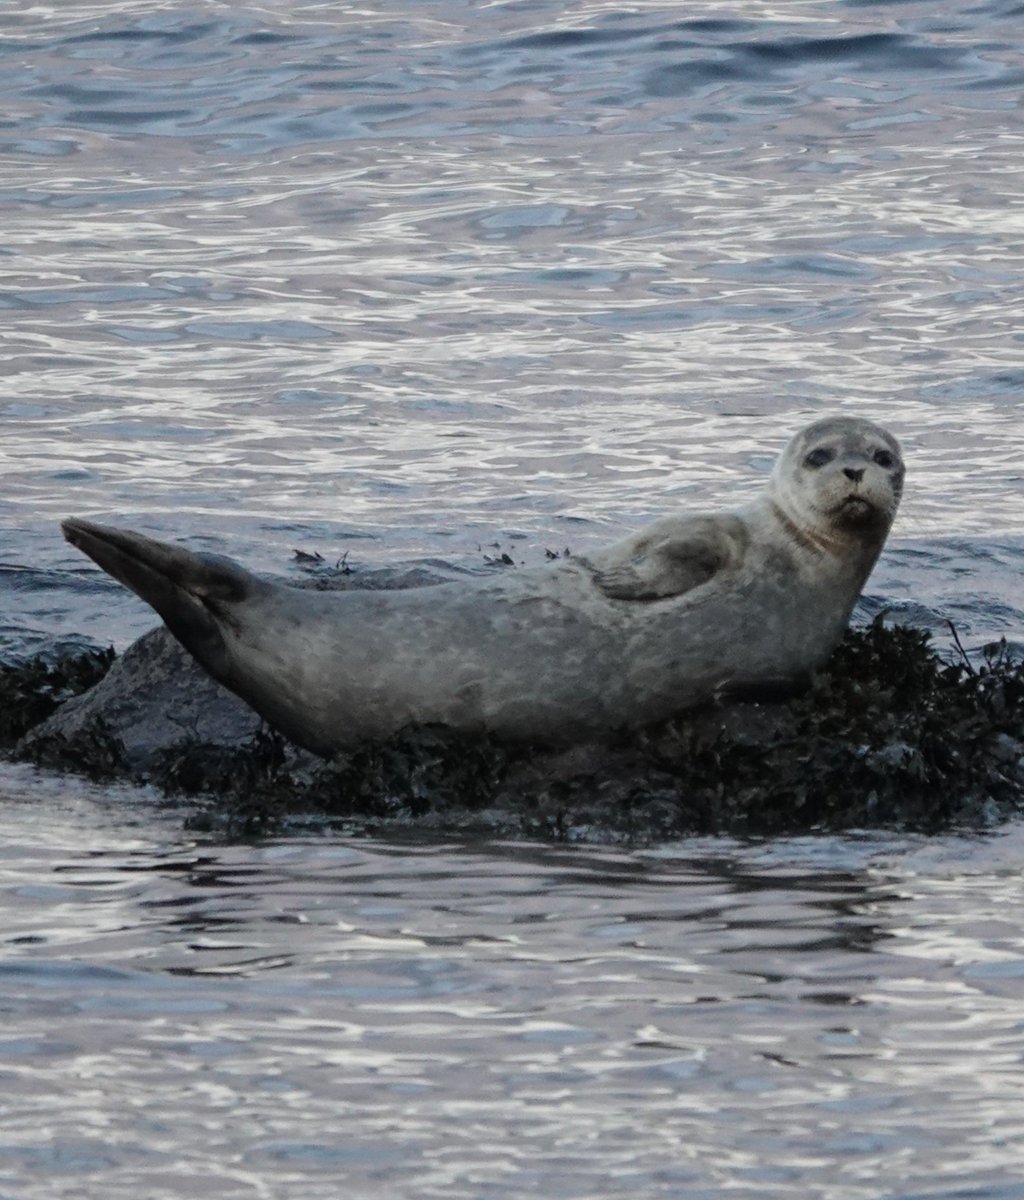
1,2 -> 1024,1195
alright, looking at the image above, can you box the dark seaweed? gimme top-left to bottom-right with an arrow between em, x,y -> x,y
177,724 -> 515,837
0,648 -> 115,750
18,717 -> 129,783
595,623 -> 1024,838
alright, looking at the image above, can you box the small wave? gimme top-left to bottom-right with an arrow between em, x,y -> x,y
646,30 -> 968,98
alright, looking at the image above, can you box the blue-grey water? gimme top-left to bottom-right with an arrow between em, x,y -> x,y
2,1 -> 1024,1195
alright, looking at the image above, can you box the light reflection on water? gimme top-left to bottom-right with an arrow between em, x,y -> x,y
2,0 -> 1023,592
2,763 -> 1024,1198
3,3 -> 1024,1193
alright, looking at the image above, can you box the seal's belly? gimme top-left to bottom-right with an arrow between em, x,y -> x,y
275,565 -> 850,744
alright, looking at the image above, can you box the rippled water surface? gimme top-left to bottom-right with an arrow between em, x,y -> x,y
1,0 -> 1023,654
4,762 -> 1024,1199
2,2 -> 1024,1194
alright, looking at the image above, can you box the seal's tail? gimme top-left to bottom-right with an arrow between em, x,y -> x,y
61,518 -> 261,679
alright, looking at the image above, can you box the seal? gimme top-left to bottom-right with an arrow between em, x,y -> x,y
61,416 -> 903,756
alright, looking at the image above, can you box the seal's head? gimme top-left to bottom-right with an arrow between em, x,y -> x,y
769,416 -> 904,548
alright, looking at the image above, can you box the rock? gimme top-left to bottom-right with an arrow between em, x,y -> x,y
0,647 -> 114,749
7,577 -> 1024,840
17,627 -> 260,768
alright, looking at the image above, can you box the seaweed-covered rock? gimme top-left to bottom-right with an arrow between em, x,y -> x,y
0,647 -> 114,749
179,725 -> 515,836
7,618 -> 1024,840
572,624 -> 1024,837
17,627 -> 261,768
139,624 -> 1024,839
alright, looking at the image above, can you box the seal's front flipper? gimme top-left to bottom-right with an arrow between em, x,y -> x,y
62,518 -> 263,679
585,517 -> 747,603
588,536 -> 722,601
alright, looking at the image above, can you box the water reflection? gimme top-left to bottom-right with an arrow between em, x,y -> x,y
3,765 -> 1024,1195
3,0 -> 1024,1186
3,0 -> 1023,609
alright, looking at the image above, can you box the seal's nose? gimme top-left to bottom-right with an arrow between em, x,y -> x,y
843,466 -> 865,482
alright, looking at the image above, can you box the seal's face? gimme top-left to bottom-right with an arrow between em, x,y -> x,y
771,417 -> 904,542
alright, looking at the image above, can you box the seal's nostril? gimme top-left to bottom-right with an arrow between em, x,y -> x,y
844,466 -> 865,483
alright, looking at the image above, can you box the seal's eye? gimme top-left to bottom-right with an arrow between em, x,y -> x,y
873,449 -> 896,469
804,447 -> 834,469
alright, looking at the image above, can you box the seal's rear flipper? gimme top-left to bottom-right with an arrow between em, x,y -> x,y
62,518 -> 261,681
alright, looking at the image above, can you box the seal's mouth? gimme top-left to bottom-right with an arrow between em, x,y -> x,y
832,494 -> 883,529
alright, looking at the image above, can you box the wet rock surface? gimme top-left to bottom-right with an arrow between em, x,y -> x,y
17,628 -> 259,769
15,560 -> 461,771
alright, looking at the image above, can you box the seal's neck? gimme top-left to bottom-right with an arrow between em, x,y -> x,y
766,496 -> 887,592
768,498 -> 849,558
